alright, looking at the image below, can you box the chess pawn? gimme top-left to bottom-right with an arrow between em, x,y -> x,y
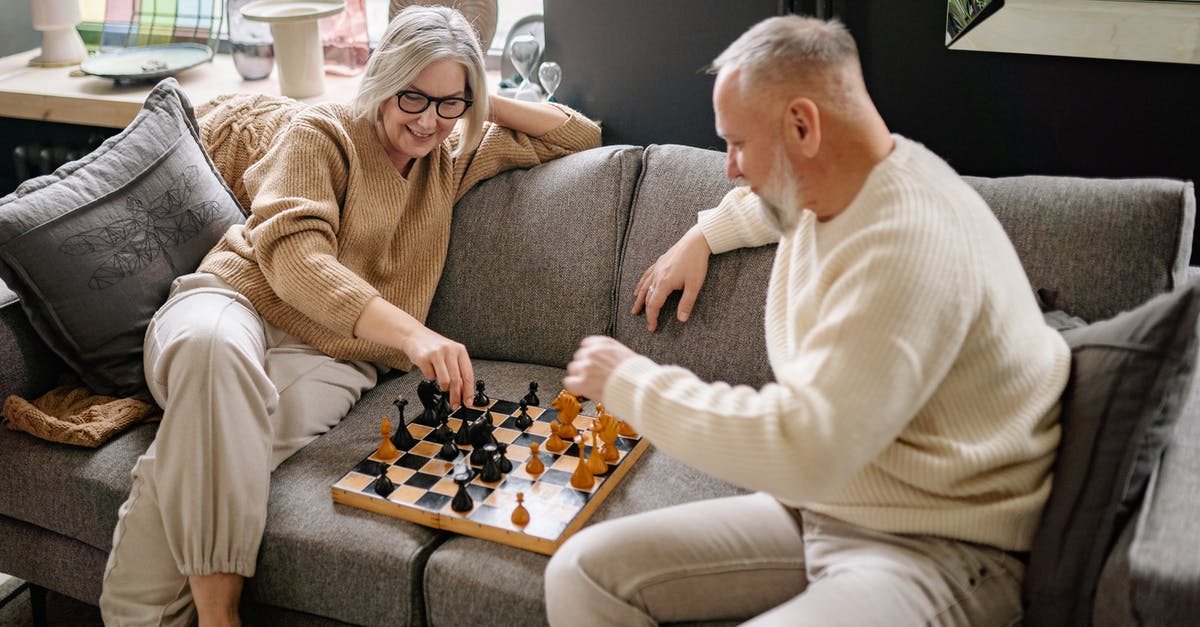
525,442 -> 545,475
586,429 -> 608,475
472,379 -> 490,407
514,401 -> 534,431
569,436 -> 595,490
511,492 -> 530,526
522,381 -> 539,406
373,467 -> 395,497
480,444 -> 503,483
438,438 -> 460,461
374,418 -> 401,459
544,421 -> 567,453
450,472 -> 474,512
496,441 -> 513,473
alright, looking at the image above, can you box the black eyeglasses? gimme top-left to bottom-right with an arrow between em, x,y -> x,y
395,90 -> 473,119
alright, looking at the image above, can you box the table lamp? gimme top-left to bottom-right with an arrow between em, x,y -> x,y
28,0 -> 88,66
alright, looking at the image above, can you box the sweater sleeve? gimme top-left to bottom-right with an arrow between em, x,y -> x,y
603,210 -> 978,503
239,117 -> 381,337
452,103 -> 602,202
697,186 -> 780,253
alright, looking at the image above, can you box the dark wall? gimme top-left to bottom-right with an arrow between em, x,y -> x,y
547,0 -> 1200,260
546,0 -> 792,150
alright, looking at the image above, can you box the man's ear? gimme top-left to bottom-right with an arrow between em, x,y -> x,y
787,98 -> 820,158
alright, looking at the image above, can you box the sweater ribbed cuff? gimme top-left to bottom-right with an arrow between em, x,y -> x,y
538,104 -> 602,149
602,354 -> 661,432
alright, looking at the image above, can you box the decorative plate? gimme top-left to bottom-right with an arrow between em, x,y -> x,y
80,44 -> 213,83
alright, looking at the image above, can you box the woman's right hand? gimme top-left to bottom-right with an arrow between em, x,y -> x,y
400,325 -> 474,408
354,297 -> 474,407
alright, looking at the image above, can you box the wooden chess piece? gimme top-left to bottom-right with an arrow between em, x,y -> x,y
586,428 -> 608,475
472,379 -> 490,407
373,467 -> 395,497
596,408 -> 621,463
496,441 -> 513,473
374,418 -> 400,459
551,390 -> 580,440
525,442 -> 545,475
545,421 -> 567,453
617,419 -> 638,438
438,437 -> 460,461
480,444 -> 503,482
511,492 -> 530,526
522,381 -> 540,406
514,401 -> 534,430
450,472 -> 474,512
569,436 -> 595,490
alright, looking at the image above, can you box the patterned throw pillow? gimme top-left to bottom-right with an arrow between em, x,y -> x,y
0,78 -> 244,398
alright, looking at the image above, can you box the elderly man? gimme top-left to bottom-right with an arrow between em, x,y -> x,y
546,14 -> 1069,627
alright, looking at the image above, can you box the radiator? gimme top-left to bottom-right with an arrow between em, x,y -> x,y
11,133 -> 109,184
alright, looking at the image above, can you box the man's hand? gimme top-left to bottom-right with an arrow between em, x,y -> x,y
563,336 -> 637,401
632,224 -> 713,332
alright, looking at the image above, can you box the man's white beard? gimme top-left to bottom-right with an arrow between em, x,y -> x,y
755,144 -> 803,234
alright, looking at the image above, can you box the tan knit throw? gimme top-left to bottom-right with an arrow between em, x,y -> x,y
3,380 -> 160,448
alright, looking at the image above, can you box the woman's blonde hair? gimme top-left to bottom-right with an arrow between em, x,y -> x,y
352,5 -> 489,157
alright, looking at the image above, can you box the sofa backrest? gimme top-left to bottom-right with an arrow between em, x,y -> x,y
965,175 -> 1195,322
426,144 -> 643,368
613,144 -> 775,388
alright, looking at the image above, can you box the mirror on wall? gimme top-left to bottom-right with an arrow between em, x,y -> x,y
946,0 -> 1200,65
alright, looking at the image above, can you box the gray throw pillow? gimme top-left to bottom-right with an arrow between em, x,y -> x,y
1022,282 -> 1200,627
0,78 -> 244,398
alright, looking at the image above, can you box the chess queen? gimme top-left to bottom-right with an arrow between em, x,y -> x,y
98,6 -> 600,624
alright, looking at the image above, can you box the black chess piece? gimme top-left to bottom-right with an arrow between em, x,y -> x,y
450,472 -> 474,512
373,468 -> 395,497
389,396 -> 418,450
522,381 -> 540,406
514,401 -> 534,430
439,438 -> 460,461
480,444 -> 502,482
417,380 -> 440,426
496,442 -> 513,473
433,414 -> 454,443
453,413 -> 473,446
472,379 -> 490,406
468,416 -> 498,466
435,391 -> 452,423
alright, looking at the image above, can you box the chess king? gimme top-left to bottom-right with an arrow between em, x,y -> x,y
98,6 -> 600,625
551,13 -> 1068,627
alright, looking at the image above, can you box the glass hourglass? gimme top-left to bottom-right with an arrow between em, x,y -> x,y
537,61 -> 561,102
507,34 -> 544,102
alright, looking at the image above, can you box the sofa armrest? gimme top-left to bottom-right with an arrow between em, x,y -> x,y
0,281 -> 65,401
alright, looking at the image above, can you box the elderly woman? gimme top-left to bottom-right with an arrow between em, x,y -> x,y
99,5 -> 601,624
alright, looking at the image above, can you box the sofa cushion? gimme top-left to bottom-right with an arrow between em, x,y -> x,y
1093,361 -> 1200,627
1023,281 -> 1200,627
966,175 -> 1195,323
426,145 -> 643,369
0,78 -> 244,398
613,144 -> 774,388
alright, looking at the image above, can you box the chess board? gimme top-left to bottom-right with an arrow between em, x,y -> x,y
331,395 -> 649,555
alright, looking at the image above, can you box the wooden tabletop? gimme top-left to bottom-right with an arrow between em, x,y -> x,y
0,48 -> 363,129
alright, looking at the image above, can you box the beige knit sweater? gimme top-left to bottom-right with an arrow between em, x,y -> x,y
198,102 -> 601,370
604,135 -> 1070,552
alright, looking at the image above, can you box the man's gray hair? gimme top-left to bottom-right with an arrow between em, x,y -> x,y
710,15 -> 861,101
352,5 -> 489,158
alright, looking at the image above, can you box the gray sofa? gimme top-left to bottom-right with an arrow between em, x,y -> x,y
1,142 -> 1197,626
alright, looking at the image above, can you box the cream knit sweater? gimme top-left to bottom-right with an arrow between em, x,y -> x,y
604,135 -> 1070,551
198,103 -> 600,370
